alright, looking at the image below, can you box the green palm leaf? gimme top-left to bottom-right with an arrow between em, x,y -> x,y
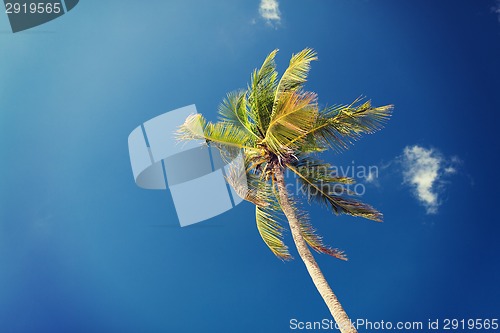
225,161 -> 292,260
226,167 -> 270,207
264,91 -> 319,154
299,216 -> 347,260
248,49 -> 279,136
177,113 -> 257,151
291,99 -> 393,152
218,90 -> 260,140
293,156 -> 356,184
282,197 -> 347,260
271,48 -> 318,119
287,163 -> 382,222
256,205 -> 292,261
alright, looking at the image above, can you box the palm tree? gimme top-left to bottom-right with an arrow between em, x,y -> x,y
177,48 -> 392,333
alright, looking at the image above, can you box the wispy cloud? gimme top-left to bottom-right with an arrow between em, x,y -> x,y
365,170 -> 376,183
364,168 -> 380,187
401,145 -> 459,214
259,0 -> 281,25
492,0 -> 500,22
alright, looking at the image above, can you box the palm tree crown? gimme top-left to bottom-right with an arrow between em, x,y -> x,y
178,48 -> 392,261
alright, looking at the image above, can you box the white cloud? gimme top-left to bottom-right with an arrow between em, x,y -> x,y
444,166 -> 456,174
364,167 -> 380,187
259,0 -> 281,25
366,171 -> 376,183
401,145 -> 459,214
492,0 -> 500,22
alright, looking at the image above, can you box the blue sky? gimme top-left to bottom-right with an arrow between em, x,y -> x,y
1,1 -> 499,332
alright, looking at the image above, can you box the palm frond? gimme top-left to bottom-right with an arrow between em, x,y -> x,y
248,49 -> 279,136
293,156 -> 356,184
256,204 -> 292,261
271,48 -> 318,119
299,215 -> 347,260
279,195 -> 347,260
177,113 -> 257,151
287,163 -> 383,222
226,166 -> 271,207
264,91 -> 319,154
290,99 -> 393,152
224,158 -> 292,260
218,90 -> 260,140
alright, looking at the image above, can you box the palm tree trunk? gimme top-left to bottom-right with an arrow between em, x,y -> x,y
274,166 -> 357,333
